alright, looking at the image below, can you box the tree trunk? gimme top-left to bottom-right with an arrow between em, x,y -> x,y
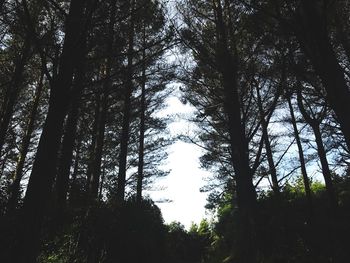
136,24 -> 147,205
69,135 -> 82,207
88,90 -> 107,200
85,94 -> 100,192
116,0 -> 135,202
55,31 -> 88,215
11,0 -> 87,261
213,1 -> 257,262
313,124 -> 338,210
0,40 -> 31,154
287,96 -> 313,210
55,58 -> 85,219
334,2 -> 350,63
6,72 -> 44,213
256,85 -> 279,194
295,1 -> 350,150
296,90 -> 337,211
296,89 -> 338,259
88,0 -> 116,201
136,74 -> 146,204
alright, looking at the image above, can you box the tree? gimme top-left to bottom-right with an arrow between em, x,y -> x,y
11,1 -> 93,261
178,1 -> 260,261
296,83 -> 338,211
7,71 -> 44,213
116,0 -> 136,202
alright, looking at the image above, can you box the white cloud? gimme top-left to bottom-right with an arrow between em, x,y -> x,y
148,95 -> 211,229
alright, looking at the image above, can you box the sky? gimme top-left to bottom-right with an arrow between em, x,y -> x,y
149,91 -> 333,229
146,93 -> 212,229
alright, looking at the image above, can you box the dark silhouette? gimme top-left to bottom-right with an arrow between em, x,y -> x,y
0,0 -> 349,263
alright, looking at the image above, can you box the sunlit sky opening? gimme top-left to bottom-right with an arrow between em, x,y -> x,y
146,90 -> 212,229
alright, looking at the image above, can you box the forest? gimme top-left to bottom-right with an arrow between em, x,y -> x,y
0,0 -> 350,262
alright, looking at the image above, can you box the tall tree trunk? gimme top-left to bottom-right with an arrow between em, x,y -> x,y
296,89 -> 338,260
69,135 -> 82,207
334,2 -> 350,63
10,1 -> 87,261
88,90 -> 107,200
6,72 -> 44,213
313,124 -> 338,210
136,24 -> 147,205
213,1 -> 257,262
295,1 -> 350,150
296,90 -> 337,211
0,40 -> 31,154
55,31 -> 88,216
85,3 -> 116,261
83,96 -> 108,260
116,0 -> 135,202
256,86 -> 279,194
85,94 -> 100,191
87,0 -> 116,202
136,73 -> 146,204
55,58 -> 85,219
287,96 -> 313,210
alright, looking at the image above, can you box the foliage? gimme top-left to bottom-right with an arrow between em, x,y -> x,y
204,179 -> 350,263
0,0 -> 350,262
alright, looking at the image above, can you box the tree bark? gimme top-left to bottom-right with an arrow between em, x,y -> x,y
313,124 -> 338,210
85,94 -> 100,192
0,40 -> 31,154
87,0 -> 116,201
213,1 -> 257,262
256,85 -> 279,194
68,135 -> 82,207
6,72 -> 44,213
334,2 -> 350,63
55,58 -> 85,218
136,76 -> 146,204
117,0 -> 136,202
88,90 -> 107,200
296,89 -> 337,211
11,0 -> 87,261
295,1 -> 350,150
287,96 -> 313,210
136,24 -> 147,204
